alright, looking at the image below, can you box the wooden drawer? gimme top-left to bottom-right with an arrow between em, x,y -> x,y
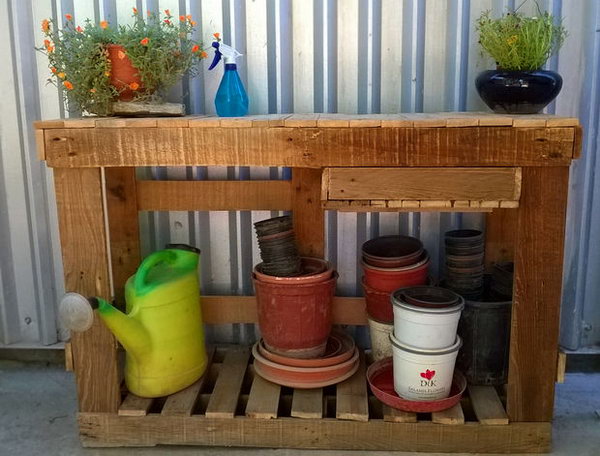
321,167 -> 522,211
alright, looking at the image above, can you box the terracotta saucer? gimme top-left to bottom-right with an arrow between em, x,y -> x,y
367,357 -> 466,413
258,331 -> 355,368
252,343 -> 359,389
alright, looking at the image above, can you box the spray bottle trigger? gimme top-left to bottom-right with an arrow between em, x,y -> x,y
208,42 -> 222,70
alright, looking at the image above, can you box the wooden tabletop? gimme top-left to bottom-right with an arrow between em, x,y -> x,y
34,112 -> 581,168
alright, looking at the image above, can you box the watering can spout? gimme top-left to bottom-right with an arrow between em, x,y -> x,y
95,297 -> 150,359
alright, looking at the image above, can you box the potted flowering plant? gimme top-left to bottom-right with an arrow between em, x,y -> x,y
475,7 -> 567,114
38,9 -> 207,116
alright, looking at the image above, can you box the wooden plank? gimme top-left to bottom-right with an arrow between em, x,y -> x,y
200,296 -> 367,325
35,129 -> 45,160
78,413 -> 552,453
284,114 -> 320,127
485,208 -> 517,268
432,403 -> 465,425
118,394 -> 153,417
382,406 -> 417,423
317,114 -> 352,128
325,167 -> 521,201
64,341 -> 73,372
322,201 -> 492,213
556,351 -> 567,384
219,117 -> 254,128
105,168 -> 140,307
291,389 -> 323,419
507,167 -> 569,422
33,119 -> 64,129
156,118 -> 190,128
161,347 -> 216,416
469,386 -> 509,425
205,348 -> 250,419
53,168 -> 120,413
136,180 -> 293,211
43,127 -> 578,168
336,352 -> 368,422
245,375 -> 281,419
292,168 -> 325,258
573,125 -> 583,159
124,118 -> 158,128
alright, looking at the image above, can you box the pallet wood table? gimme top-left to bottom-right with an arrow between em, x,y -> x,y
35,112 -> 582,453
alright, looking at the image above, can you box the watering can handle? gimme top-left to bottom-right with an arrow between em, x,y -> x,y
134,250 -> 178,295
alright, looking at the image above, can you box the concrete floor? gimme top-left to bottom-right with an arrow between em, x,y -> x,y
0,360 -> 598,456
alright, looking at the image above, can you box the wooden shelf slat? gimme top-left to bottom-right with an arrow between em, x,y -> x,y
136,180 -> 292,211
431,402 -> 465,425
336,352 -> 368,422
291,388 -> 323,419
118,394 -> 153,417
469,386 -> 509,425
245,375 -> 281,419
382,405 -> 417,423
201,296 -> 367,326
205,348 -> 250,419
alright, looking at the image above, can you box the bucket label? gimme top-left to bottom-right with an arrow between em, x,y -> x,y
408,369 -> 446,398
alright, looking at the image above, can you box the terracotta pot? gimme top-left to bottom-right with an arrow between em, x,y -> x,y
362,235 -> 424,268
361,254 -> 429,293
252,342 -> 359,388
362,278 -> 394,322
106,44 -> 143,101
254,257 -> 332,285
253,272 -> 337,358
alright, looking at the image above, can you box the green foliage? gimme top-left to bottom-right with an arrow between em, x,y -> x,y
476,5 -> 567,71
37,10 -> 206,115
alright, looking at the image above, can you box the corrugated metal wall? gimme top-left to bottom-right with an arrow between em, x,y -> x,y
1,0 -> 599,349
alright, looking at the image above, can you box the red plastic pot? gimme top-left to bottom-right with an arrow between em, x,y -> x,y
253,272 -> 337,358
106,44 -> 143,101
362,278 -> 394,323
361,254 -> 429,293
254,257 -> 332,284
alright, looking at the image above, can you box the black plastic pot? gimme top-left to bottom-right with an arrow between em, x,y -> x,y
457,282 -> 512,385
475,69 -> 563,114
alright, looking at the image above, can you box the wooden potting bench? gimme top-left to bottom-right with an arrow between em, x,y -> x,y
34,112 -> 581,453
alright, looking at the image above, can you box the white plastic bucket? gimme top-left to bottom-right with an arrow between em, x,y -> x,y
390,333 -> 461,400
391,292 -> 464,350
368,317 -> 393,361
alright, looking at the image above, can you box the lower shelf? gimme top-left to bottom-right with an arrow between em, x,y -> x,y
79,346 -> 550,453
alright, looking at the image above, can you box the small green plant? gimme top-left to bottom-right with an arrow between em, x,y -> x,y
38,9 -> 207,115
476,5 -> 567,71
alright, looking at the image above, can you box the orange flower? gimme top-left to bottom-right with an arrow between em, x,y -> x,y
47,45 -> 54,53
190,20 -> 196,26
132,7 -> 138,14
50,67 -> 57,74
65,14 -> 72,21
200,51 -> 207,59
180,15 -> 186,22
57,72 -> 66,79
186,14 -> 192,20
129,82 -> 140,91
213,32 -> 220,40
41,19 -> 50,33
76,25 -> 83,32
63,81 -> 73,90
140,37 -> 149,46
90,88 -> 97,93
147,10 -> 151,16
44,39 -> 51,48
164,9 -> 170,16
191,44 -> 200,53
164,19 -> 171,24
100,20 -> 108,29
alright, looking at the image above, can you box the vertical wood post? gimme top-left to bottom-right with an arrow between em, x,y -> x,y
291,168 -> 325,258
54,168 -> 120,413
507,166 -> 569,422
105,168 -> 141,308
484,208 -> 517,268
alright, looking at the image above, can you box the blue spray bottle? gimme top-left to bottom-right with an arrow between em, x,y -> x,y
208,40 -> 249,117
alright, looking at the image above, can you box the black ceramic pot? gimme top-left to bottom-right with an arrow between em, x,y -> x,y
475,69 -> 562,114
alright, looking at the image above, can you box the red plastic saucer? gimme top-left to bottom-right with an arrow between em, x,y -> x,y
367,357 -> 466,413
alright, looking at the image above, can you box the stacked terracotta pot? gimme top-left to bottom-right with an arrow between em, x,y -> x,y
390,286 -> 464,400
361,235 -> 430,361
444,229 -> 485,300
252,216 -> 358,388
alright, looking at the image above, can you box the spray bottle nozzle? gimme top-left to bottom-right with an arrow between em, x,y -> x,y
208,41 -> 243,71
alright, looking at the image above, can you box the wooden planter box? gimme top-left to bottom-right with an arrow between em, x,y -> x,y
35,112 -> 581,453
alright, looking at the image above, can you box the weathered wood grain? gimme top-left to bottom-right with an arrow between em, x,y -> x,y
485,208 -> 518,268
78,413 -> 551,452
205,348 -> 250,419
135,180 -> 292,212
245,375 -> 281,419
325,167 -> 521,202
336,352 -> 368,422
53,168 -> 120,413
118,394 -> 153,417
291,389 -> 323,419
431,403 -> 465,425
105,168 -> 140,307
200,296 -> 367,325
43,127 -> 577,168
292,168 -> 324,257
382,406 -> 417,423
469,386 -> 509,425
507,166 -> 569,422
